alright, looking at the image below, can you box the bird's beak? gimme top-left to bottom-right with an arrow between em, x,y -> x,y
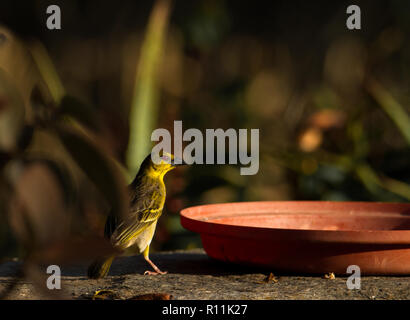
171,157 -> 187,166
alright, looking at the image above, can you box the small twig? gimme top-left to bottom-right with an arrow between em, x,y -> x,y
365,76 -> 410,146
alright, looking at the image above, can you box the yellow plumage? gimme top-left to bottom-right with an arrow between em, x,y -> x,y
87,152 -> 184,279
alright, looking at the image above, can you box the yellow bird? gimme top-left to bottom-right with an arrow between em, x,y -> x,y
87,152 -> 185,279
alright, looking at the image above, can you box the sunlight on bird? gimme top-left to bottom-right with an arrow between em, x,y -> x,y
87,152 -> 186,279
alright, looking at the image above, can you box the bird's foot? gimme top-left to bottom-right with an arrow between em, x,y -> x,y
144,269 -> 168,275
144,256 -> 167,275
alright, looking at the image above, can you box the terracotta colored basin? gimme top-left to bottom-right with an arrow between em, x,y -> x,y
180,201 -> 410,275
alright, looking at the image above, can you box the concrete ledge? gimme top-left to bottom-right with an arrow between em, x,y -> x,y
1,249 -> 409,300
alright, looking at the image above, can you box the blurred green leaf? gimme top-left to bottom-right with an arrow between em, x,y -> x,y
8,161 -> 70,248
59,95 -> 101,132
366,77 -> 410,145
0,68 -> 25,152
29,85 -> 56,125
355,163 -> 381,195
56,126 -> 128,219
29,41 -> 65,104
126,0 -> 172,175
382,175 -> 410,201
355,163 -> 410,201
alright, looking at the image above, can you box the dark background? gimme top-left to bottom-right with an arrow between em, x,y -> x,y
0,0 -> 409,258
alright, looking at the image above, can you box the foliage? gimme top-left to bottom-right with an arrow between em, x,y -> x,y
0,0 -> 409,297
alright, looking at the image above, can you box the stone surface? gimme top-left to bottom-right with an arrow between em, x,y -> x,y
1,249 -> 410,300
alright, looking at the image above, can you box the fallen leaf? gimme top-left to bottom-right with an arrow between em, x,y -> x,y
258,272 -> 278,284
128,293 -> 173,300
323,272 -> 336,279
265,272 -> 278,283
56,126 -> 128,220
92,289 -> 119,300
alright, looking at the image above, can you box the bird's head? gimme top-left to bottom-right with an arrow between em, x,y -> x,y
139,151 -> 186,178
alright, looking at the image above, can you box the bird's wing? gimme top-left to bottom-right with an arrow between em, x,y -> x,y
110,206 -> 163,248
104,189 -> 157,239
108,178 -> 165,249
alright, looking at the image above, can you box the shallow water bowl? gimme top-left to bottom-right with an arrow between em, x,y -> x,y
180,201 -> 410,275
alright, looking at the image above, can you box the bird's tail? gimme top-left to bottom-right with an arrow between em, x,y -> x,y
87,255 -> 115,279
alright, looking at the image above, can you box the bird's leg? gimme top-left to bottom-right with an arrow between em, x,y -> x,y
142,245 -> 167,275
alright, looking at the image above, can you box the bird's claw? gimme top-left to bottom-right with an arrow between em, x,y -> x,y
144,270 -> 168,275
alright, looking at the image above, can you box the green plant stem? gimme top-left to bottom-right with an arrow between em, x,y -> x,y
126,0 -> 172,176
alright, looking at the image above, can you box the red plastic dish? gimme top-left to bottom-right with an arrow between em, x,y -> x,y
180,201 -> 410,275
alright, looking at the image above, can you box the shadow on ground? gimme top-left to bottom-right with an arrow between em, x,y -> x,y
0,249 -> 273,278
